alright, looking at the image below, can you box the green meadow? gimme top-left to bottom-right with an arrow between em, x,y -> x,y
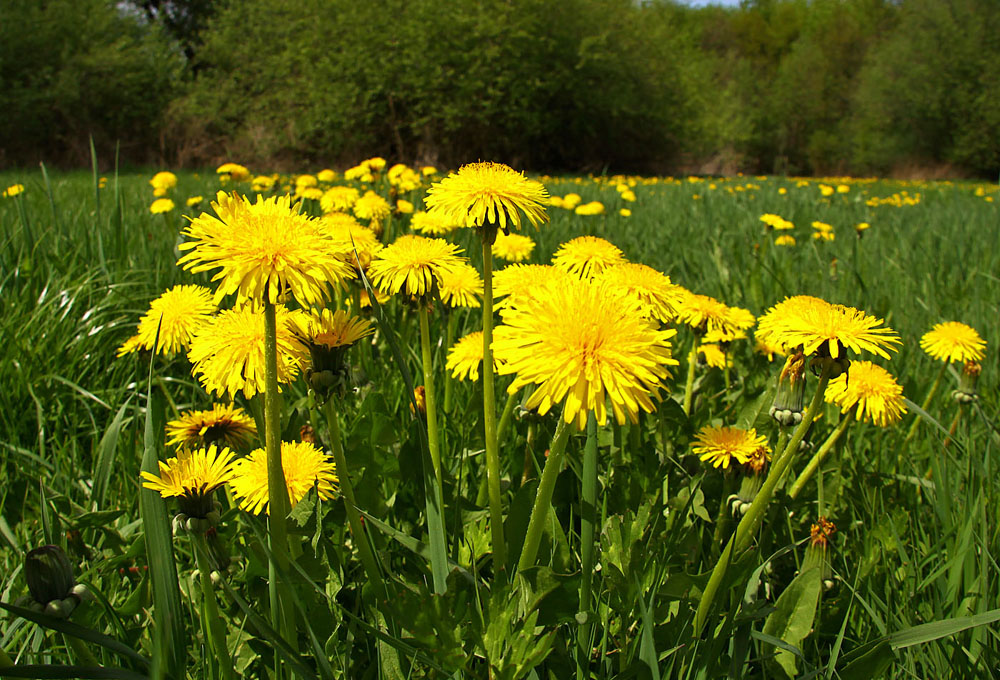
0,163 -> 998,679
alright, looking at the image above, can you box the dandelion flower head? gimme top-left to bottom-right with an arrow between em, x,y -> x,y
424,161 -> 549,231
410,210 -> 459,236
140,444 -> 237,516
756,295 -> 900,359
229,441 -> 338,515
446,331 -> 486,382
353,190 -> 391,223
492,263 -> 573,310
824,360 -> 906,427
166,404 -> 257,450
552,236 -> 627,279
492,231 -> 536,262
117,284 -> 216,357
438,262 -> 483,308
493,277 -> 678,430
178,191 -> 355,306
188,304 -> 308,399
300,308 -> 373,350
368,235 -> 466,299
692,426 -> 771,469
920,321 -> 986,363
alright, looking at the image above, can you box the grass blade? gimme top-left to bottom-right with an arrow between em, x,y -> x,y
92,396 -> 133,507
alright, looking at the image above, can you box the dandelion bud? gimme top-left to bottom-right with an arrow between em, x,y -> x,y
953,361 -> 981,403
25,545 -> 76,607
804,517 -> 836,582
772,353 -> 807,426
411,386 -> 427,417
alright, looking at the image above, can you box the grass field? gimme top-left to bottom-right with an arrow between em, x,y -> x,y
0,161 -> 998,679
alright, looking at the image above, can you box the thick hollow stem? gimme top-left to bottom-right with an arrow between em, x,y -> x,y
682,347 -> 698,416
481,239 -> 507,571
263,302 -> 295,668
418,306 -> 443,489
576,415 -> 599,680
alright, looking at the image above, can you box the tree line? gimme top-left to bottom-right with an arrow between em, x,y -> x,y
2,0 -> 998,177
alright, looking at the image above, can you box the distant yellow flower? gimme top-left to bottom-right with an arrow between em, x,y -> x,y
410,210 -> 458,236
216,163 -> 250,182
760,213 -> 794,230
855,222 -> 871,235
438,262 -> 483,308
178,191 -> 354,307
140,444 -> 237,517
775,234 -> 796,246
593,263 -> 685,323
3,183 -> 25,198
446,331 -> 486,381
186,196 -> 204,207
493,276 -> 678,430
620,208 -> 632,217
368,235 -> 466,299
421,166 -> 438,176
492,263 -> 574,310
363,157 -> 387,172
230,441 -> 338,515
920,322 -> 986,363
317,169 -> 337,183
166,404 -> 257,450
396,199 -> 414,214
756,295 -> 900,360
424,161 -> 549,232
559,193 -> 582,210
187,304 -> 308,399
492,231 -> 536,262
117,284 -> 216,357
252,175 -> 276,192
353,190 -> 391,223
825,360 -> 906,427
819,184 -> 834,197
150,198 -> 175,214
675,291 -> 746,338
692,425 -> 770,469
813,230 -> 835,241
552,236 -> 626,279
836,184 -> 850,194
318,212 -> 383,271
149,171 -> 177,192
574,201 -> 605,216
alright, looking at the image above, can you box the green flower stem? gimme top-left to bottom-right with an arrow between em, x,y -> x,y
193,533 -> 236,680
693,363 -> 832,635
682,346 -> 698,415
481,238 -> 507,572
576,415 -> 599,680
324,398 -> 388,602
443,310 -> 459,414
517,412 -> 571,574
418,305 -> 444,493
788,415 -> 851,500
263,302 -> 295,669
905,361 -> 948,444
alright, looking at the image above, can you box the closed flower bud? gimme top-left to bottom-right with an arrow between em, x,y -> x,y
25,545 -> 76,606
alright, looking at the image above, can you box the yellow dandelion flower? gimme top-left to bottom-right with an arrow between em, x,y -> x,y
299,308 -> 373,350
186,196 -> 204,207
492,231 -> 536,262
150,198 -> 175,214
560,193 -> 582,210
698,343 -> 729,369
352,190 -> 391,223
346,288 -> 390,310
775,234 -> 796,246
825,360 -> 906,427
140,444 -> 237,517
919,321 -> 986,363
424,161 -> 549,231
813,230 -> 835,241
216,163 -> 250,183
166,404 -> 257,450
675,291 -> 740,336
551,236 -> 627,279
574,201 -> 605,216
317,169 -> 337,183
396,199 -> 414,214
318,212 -> 383,270
3,183 -> 25,198
756,295 -> 900,359
493,277 -> 678,430
754,336 -> 786,362
692,425 -> 770,469
438,262 -> 483,308
620,208 -> 632,217
149,171 -> 177,192
446,331 -> 486,381
252,175 -> 275,192
188,304 -> 308,399
229,441 -> 338,515
116,284 -> 216,357
368,235 -> 466,299
178,191 -> 355,307
593,263 -> 685,323
492,263 -> 574,310
410,210 -> 459,236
